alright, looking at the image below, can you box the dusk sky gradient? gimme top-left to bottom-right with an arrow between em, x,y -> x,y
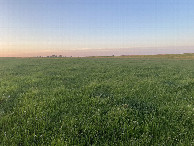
0,0 -> 194,57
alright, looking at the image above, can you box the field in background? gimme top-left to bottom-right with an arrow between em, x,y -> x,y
0,54 -> 194,145
90,53 -> 194,59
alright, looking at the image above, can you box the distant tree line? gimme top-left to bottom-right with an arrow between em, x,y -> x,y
37,55 -> 64,58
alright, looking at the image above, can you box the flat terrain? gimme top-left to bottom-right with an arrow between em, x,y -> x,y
0,54 -> 194,145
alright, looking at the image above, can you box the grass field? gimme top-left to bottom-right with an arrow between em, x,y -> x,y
0,54 -> 194,145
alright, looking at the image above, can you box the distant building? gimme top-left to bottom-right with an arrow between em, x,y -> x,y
46,55 -> 65,58
51,55 -> 57,58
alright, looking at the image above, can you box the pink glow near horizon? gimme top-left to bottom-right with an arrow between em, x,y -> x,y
1,47 -> 194,57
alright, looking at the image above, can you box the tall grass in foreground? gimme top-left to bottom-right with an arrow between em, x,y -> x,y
0,56 -> 194,145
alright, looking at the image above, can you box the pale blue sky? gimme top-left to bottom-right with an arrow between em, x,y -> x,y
0,0 -> 194,56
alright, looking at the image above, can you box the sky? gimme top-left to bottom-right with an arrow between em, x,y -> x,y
0,0 -> 194,57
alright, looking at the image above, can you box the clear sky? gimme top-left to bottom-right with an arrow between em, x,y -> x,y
0,0 -> 194,57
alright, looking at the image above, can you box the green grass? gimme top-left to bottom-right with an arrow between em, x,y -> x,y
0,56 -> 194,145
